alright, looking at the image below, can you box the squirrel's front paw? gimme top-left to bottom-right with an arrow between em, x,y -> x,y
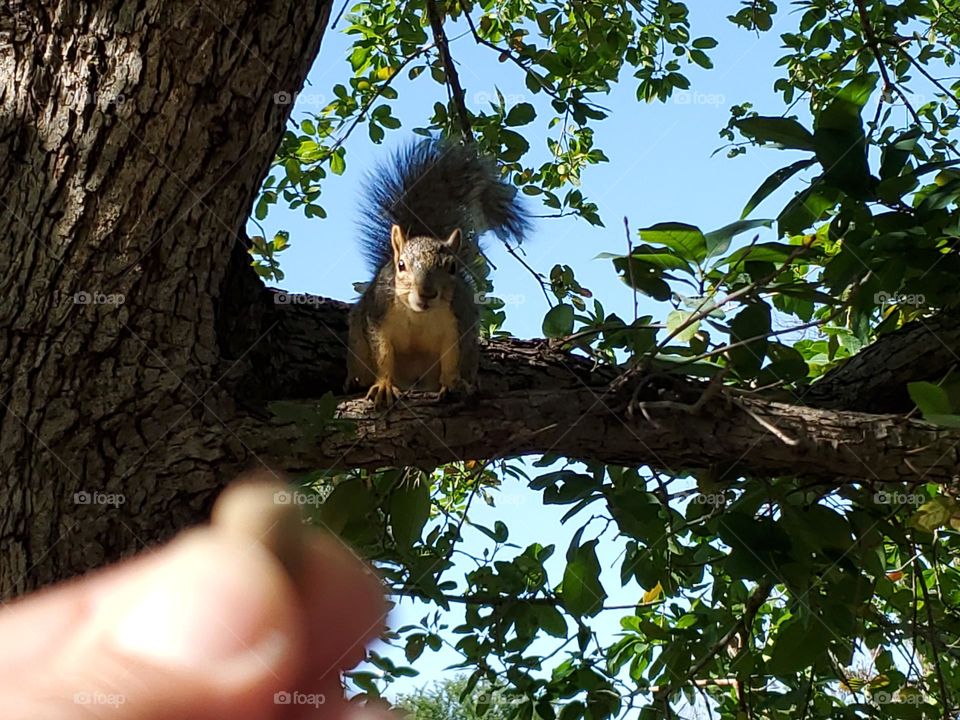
365,379 -> 401,408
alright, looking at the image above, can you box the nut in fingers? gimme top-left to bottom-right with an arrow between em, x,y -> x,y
211,475 -> 306,584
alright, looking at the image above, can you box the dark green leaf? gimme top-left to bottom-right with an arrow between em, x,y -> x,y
389,480 -> 431,549
741,159 -> 817,219
637,222 -> 707,262
734,116 -> 815,151
704,219 -> 774,257
728,302 -> 771,378
505,102 -> 537,126
908,381 -> 952,417
543,303 -> 575,338
560,541 -> 606,617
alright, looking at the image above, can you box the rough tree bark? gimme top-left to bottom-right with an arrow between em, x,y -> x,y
0,1 -> 957,598
0,0 -> 331,594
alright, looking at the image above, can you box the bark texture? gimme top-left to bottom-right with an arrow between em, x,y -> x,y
1,0 -> 958,597
0,0 -> 331,593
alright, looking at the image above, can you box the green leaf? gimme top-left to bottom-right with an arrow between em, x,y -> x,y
405,634 -> 426,662
330,149 -> 346,175
666,310 -> 700,343
255,195 -> 270,221
923,414 -> 960,429
704,219 -> 774,257
612,256 -> 673,300
536,604 -> 568,638
817,74 -> 878,131
741,159 -> 817,219
719,242 -> 800,267
908,381 -> 952,417
543,303 -> 575,338
637,222 -> 707,262
560,541 -> 606,617
910,497 -> 960,533
777,182 -> 839,237
813,126 -> 872,199
318,480 -> 376,537
389,480 -> 431,549
768,618 -> 831,675
628,246 -> 693,273
505,102 -> 537,126
728,302 -> 771,377
734,116 -> 815,151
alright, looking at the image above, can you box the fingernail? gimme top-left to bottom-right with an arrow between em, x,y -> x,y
110,535 -> 292,684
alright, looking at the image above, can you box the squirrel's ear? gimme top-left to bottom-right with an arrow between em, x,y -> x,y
390,224 -> 406,258
444,228 -> 462,251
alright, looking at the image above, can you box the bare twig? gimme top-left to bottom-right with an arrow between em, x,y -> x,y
671,580 -> 775,693
915,554 -> 953,717
854,0 -> 925,127
625,216 -> 638,322
880,37 -> 960,110
425,0 -> 474,142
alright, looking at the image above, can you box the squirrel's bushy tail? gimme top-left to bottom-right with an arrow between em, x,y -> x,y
358,138 -> 529,271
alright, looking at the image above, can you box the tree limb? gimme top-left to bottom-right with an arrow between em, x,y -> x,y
219,279 -> 960,482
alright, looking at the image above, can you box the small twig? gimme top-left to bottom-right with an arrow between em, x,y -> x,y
854,0 -> 925,127
880,37 -> 960,110
677,305 -> 841,368
301,42 -> 435,169
463,9 -> 567,105
659,580 -> 774,699
625,216 -> 638,322
330,0 -> 351,28
425,0 -> 474,142
505,242 -> 552,305
915,554 -> 953,717
731,396 -> 800,446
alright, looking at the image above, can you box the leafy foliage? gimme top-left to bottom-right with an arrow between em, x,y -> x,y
257,1 -> 960,718
395,675 -> 518,720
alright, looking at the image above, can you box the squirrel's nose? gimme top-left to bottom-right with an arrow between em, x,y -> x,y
418,287 -> 438,300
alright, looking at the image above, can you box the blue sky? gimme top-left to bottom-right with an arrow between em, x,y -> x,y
251,3 -> 817,708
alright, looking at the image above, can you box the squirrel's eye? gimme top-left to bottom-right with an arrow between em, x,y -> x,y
397,260 -> 406,272
446,259 -> 456,273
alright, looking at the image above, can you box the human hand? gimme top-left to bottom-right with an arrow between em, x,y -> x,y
0,476 -> 389,720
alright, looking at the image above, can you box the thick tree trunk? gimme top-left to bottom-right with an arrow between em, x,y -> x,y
1,0 -> 957,598
0,0 -> 331,594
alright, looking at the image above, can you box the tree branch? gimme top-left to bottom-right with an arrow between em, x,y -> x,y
219,272 -> 960,482
425,0 -> 473,141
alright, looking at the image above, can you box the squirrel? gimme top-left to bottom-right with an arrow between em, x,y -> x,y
345,138 -> 528,407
